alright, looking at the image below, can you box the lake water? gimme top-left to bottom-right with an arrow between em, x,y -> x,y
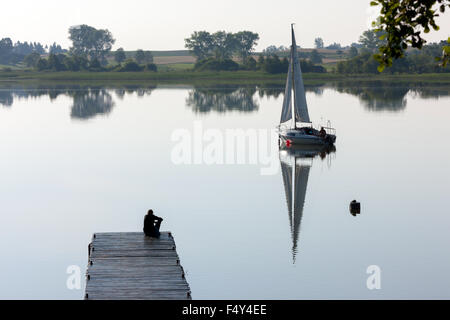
1,82 -> 449,299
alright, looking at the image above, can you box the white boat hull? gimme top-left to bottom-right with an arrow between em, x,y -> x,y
279,128 -> 336,146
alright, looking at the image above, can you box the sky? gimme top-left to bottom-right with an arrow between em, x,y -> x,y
1,0 -> 449,51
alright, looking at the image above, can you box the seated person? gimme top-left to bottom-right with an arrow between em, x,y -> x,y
143,209 -> 163,238
319,127 -> 326,137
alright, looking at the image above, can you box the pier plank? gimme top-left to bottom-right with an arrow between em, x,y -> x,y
85,232 -> 191,300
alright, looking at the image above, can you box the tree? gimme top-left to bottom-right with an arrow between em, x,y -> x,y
310,50 -> 323,64
262,45 -> 278,55
257,55 -> 265,69
359,29 -> 387,51
13,41 -> 34,56
242,56 -> 258,70
185,31 -> 214,60
314,37 -> 324,49
370,0 -> 450,69
49,42 -> 65,54
24,52 -> 41,67
194,57 -> 239,71
349,46 -> 359,58
326,42 -> 342,50
144,51 -> 153,64
48,54 -> 66,71
32,43 -> 46,54
88,58 -> 102,71
36,58 -> 48,71
336,41 -> 450,74
0,38 -> 13,64
63,55 -> 89,71
145,63 -> 157,72
68,25 -> 115,61
263,55 -> 289,74
211,31 -> 236,60
135,50 -> 145,64
135,50 -> 153,64
114,48 -> 126,64
234,31 -> 259,62
262,45 -> 288,56
119,59 -> 144,72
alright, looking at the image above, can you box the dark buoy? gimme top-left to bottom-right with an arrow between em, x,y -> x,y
350,200 -> 361,216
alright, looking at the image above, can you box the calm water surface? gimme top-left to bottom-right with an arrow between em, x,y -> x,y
0,83 -> 449,299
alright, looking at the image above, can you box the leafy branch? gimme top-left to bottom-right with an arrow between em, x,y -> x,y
370,0 -> 450,71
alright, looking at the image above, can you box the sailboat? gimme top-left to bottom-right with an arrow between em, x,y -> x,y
279,143 -> 335,263
278,25 -> 336,146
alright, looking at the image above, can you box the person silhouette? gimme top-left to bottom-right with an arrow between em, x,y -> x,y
143,209 -> 163,238
319,127 -> 326,138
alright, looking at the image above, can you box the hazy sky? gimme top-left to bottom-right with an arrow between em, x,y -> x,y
2,0 -> 449,51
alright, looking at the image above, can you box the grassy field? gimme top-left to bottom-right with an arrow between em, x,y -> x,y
153,56 -> 196,65
0,63 -> 26,71
156,63 -> 195,72
1,70 -> 450,86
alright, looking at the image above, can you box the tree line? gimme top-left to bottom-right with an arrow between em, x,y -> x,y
185,30 -> 259,62
1,25 -> 157,72
336,29 -> 449,74
0,39 -> 47,64
186,30 -> 325,73
36,25 -> 157,72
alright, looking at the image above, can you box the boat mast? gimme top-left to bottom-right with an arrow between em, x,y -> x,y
291,24 -> 297,130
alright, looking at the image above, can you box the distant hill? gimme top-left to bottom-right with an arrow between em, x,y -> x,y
151,50 -> 192,57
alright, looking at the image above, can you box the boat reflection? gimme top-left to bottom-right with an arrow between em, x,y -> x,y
279,143 -> 335,263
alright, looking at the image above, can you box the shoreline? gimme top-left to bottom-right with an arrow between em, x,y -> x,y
0,71 -> 449,85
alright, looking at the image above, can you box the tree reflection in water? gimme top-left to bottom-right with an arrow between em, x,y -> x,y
70,90 -> 115,120
0,85 -> 157,119
334,82 -> 410,112
186,86 -> 259,113
0,91 -> 13,107
0,83 -> 448,116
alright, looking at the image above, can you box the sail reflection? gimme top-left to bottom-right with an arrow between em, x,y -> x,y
279,144 -> 335,263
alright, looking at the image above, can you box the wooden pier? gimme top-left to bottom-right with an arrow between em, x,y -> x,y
85,232 -> 191,300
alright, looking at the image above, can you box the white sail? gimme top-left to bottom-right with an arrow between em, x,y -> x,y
280,61 -> 293,124
279,25 -> 311,126
291,26 -> 310,124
